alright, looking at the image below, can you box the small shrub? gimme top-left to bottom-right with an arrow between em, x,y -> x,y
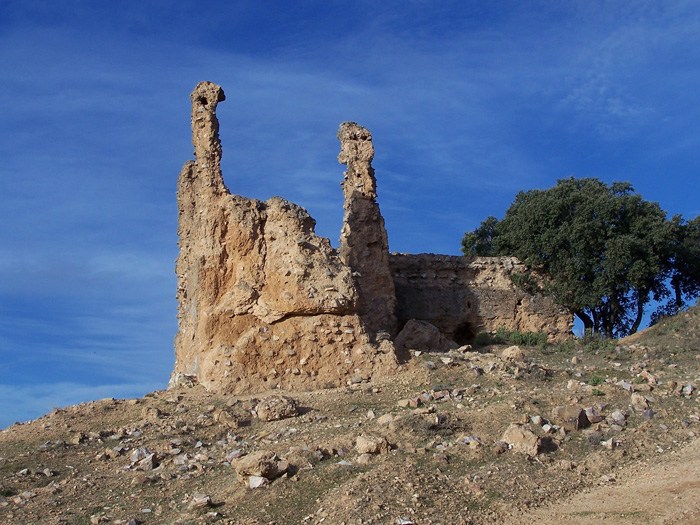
493,326 -> 510,345
587,375 -> 605,386
473,332 -> 492,347
474,327 -> 548,348
591,388 -> 605,396
508,331 -> 548,348
581,334 -> 616,353
555,338 -> 576,353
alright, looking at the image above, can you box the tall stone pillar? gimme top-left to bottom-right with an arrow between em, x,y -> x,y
172,84 -> 398,392
337,122 -> 397,336
189,81 -> 227,193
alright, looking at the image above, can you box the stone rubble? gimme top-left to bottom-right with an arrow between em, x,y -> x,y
254,395 -> 299,422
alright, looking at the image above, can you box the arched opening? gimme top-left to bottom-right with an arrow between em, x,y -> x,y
453,320 -> 477,345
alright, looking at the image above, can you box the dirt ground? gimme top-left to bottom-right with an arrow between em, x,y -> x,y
1,306 -> 698,524
516,435 -> 700,524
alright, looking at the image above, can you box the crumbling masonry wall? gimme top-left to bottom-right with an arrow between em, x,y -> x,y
172,81 -> 572,393
390,254 -> 573,344
337,123 -> 397,337
172,82 -> 397,393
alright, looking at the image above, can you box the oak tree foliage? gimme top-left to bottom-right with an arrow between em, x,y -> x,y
462,177 -> 699,338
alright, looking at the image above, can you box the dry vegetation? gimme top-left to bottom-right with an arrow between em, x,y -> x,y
1,305 -> 699,525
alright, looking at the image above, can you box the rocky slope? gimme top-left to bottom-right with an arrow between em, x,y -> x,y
1,305 -> 698,524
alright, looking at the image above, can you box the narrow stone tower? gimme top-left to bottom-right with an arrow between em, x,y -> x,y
337,122 -> 398,337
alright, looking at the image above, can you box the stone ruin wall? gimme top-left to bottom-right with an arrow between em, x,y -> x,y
172,82 -> 397,394
171,81 -> 572,393
337,123 -> 397,336
390,254 -> 573,345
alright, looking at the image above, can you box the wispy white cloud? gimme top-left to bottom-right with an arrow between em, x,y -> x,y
0,382 -> 160,429
1,1 -> 699,426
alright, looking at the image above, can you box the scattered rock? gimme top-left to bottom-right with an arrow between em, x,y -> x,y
586,431 -> 604,445
137,453 -> 158,471
188,493 -> 213,509
551,406 -> 590,431
567,379 -> 581,391
501,346 -> 527,362
376,413 -> 395,426
608,410 -> 627,428
141,407 -> 162,421
355,434 -> 389,455
213,409 -> 240,428
584,406 -> 604,424
617,380 -> 634,393
631,392 -> 649,411
248,475 -> 269,489
233,450 -> 288,484
408,397 -> 422,408
224,449 -> 245,463
558,459 -> 575,470
356,453 -> 373,465
255,396 -> 299,422
501,423 -> 541,456
602,438 -> 617,450
70,432 -> 87,445
640,370 -> 658,385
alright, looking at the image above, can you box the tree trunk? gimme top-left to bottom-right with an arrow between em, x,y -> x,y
603,321 -> 614,339
600,304 -> 614,339
592,310 -> 600,336
629,294 -> 646,335
672,274 -> 684,309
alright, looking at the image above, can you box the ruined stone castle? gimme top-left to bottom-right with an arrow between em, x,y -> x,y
171,82 -> 572,393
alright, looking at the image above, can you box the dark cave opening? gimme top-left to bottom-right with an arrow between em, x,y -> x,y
453,320 -> 477,345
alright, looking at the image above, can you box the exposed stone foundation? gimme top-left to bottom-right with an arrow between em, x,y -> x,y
171,81 -> 572,393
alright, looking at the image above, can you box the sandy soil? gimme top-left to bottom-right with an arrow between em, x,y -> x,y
517,437 -> 700,524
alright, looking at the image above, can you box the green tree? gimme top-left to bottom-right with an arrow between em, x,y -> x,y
463,177 -> 684,338
653,215 -> 700,322
461,215 -> 498,256
674,216 -> 700,300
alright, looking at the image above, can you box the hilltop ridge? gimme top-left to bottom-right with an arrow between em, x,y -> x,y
1,305 -> 698,524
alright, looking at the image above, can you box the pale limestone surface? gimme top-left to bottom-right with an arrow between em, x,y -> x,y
172,81 -> 572,395
172,82 -> 397,393
337,122 -> 397,337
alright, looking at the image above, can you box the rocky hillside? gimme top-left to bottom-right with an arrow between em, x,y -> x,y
1,305 -> 699,524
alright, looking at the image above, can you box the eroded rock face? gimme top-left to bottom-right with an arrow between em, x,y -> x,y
172,82 -> 397,393
337,123 -> 397,337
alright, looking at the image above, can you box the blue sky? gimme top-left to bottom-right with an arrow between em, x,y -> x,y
1,1 -> 699,428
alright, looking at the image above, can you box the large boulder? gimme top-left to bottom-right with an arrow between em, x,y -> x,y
394,320 -> 458,353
